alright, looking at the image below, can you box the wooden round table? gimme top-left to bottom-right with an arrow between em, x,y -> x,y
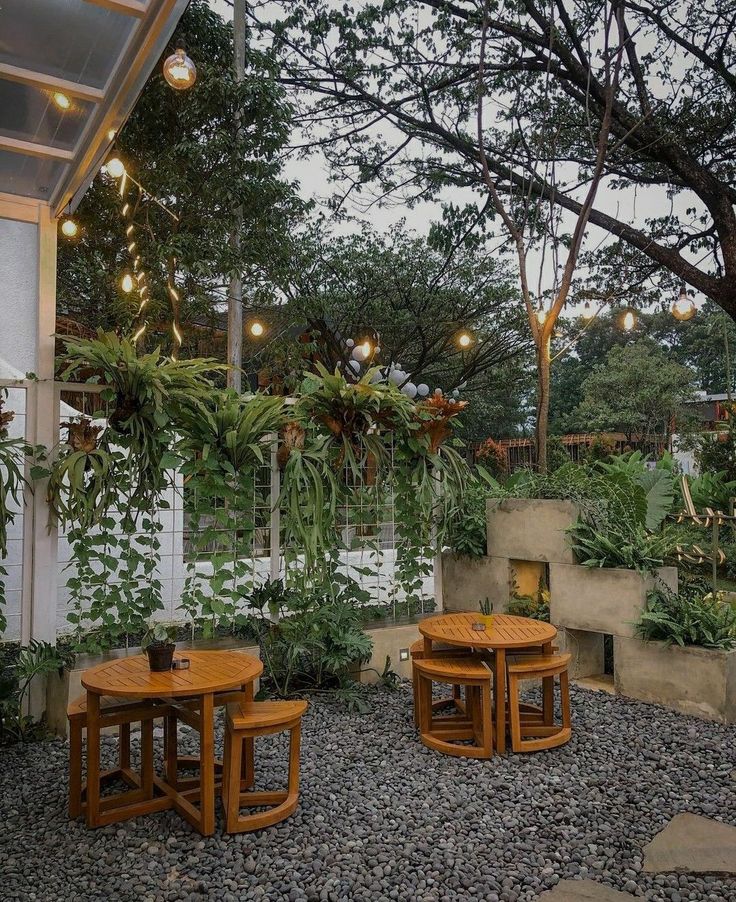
419,612 -> 557,754
81,650 -> 263,834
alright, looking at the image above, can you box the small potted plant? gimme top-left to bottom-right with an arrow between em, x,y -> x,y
141,622 -> 178,672
479,597 -> 494,629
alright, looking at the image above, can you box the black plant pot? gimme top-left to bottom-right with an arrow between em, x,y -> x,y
146,643 -> 175,672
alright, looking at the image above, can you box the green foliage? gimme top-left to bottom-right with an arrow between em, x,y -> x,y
508,574 -> 551,621
546,436 -> 571,473
248,580 -> 373,699
637,582 -> 736,650
682,471 -> 736,513
574,340 -> 697,441
0,641 -> 75,744
141,622 -> 178,649
569,521 -> 677,574
445,477 -> 489,558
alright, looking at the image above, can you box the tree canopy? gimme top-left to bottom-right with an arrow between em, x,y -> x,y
254,0 -> 736,316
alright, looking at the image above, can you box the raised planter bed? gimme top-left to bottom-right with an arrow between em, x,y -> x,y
549,563 -> 678,638
486,498 -> 580,564
440,552 -> 510,612
614,636 -> 736,723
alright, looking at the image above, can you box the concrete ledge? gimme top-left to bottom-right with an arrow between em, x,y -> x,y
549,564 -> 677,638
46,638 -> 261,738
440,552 -> 510,613
487,498 -> 580,564
614,636 -> 736,722
556,627 -> 605,679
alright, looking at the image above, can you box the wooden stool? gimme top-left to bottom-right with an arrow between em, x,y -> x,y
409,638 -> 470,726
67,694 -> 169,819
414,656 -> 493,758
507,653 -> 572,752
222,700 -> 307,833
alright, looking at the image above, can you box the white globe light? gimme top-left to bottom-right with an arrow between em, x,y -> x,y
389,369 -> 405,385
106,157 -> 125,178
352,346 -> 366,362
163,42 -> 197,90
452,389 -> 460,398
402,382 -> 418,399
60,218 -> 78,238
417,383 -> 429,397
346,338 -> 355,348
348,359 -> 361,373
434,388 -> 442,396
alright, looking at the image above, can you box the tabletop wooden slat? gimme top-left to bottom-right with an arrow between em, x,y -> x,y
419,612 -> 557,649
81,650 -> 263,698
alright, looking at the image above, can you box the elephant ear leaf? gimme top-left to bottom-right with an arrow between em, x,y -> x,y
637,469 -> 675,531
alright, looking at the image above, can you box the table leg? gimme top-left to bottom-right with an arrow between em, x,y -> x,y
85,691 -> 101,828
542,641 -> 554,725
423,636 -> 433,657
242,682 -> 255,789
199,692 -> 215,835
494,649 -> 506,755
141,716 -> 154,800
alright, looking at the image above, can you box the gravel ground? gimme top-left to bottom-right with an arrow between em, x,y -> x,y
2,683 -> 736,902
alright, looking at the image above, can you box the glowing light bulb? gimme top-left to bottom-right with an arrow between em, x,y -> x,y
53,92 -> 71,110
121,273 -> 134,293
106,157 -> 125,178
107,129 -> 116,141
163,41 -> 197,90
622,309 -> 636,331
457,331 -> 472,349
249,321 -> 265,337
60,218 -> 78,237
360,341 -> 371,357
672,285 -> 696,322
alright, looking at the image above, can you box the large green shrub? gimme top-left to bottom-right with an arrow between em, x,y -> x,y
637,581 -> 736,650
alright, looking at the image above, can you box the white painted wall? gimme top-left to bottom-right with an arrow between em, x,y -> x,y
0,218 -> 39,376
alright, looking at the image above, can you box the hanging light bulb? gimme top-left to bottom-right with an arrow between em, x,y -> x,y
672,282 -> 696,322
581,300 -> 594,321
163,39 -> 197,90
457,330 -> 473,349
106,157 -> 125,178
622,309 -> 636,332
120,273 -> 134,293
60,217 -> 78,238
52,92 -> 71,110
249,321 -> 265,337
360,340 -> 372,358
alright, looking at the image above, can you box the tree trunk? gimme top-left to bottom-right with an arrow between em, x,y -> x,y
535,336 -> 551,474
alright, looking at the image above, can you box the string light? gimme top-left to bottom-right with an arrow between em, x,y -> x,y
106,157 -> 125,179
457,330 -> 473,349
53,92 -> 71,110
622,309 -> 637,331
163,39 -> 197,90
120,273 -> 134,293
60,217 -> 78,237
249,321 -> 265,337
672,282 -> 696,321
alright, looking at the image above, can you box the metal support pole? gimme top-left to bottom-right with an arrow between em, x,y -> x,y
227,0 -> 246,392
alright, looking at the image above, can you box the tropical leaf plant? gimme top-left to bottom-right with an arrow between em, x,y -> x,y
637,581 -> 736,650
569,521 -> 677,574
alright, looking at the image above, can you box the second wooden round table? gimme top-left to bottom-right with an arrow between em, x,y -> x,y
81,649 -> 263,834
419,613 -> 557,754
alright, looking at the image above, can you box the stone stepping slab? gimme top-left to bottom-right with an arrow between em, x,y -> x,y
537,879 -> 634,900
643,812 -> 736,874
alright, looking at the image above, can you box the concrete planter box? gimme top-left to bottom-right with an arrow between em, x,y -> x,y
46,637 -> 261,738
614,637 -> 736,723
549,563 -> 678,638
440,552 -> 510,612
487,498 -> 580,564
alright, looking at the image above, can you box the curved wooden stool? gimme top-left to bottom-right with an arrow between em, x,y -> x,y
409,638 -> 470,726
67,694 -> 169,819
414,656 -> 493,758
507,653 -> 572,752
222,700 -> 307,833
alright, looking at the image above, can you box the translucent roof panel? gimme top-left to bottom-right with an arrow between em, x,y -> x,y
0,80 -> 93,152
0,0 -> 137,91
0,150 -> 67,201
